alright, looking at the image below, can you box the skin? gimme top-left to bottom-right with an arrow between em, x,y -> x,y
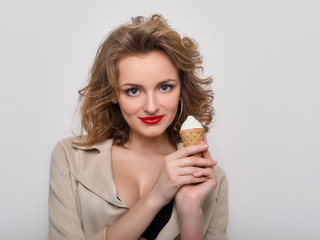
106,51 -> 217,240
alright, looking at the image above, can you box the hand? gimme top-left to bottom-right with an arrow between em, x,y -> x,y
149,143 -> 216,206
175,135 -> 218,209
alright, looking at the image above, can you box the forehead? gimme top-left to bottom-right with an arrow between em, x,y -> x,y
118,51 -> 179,85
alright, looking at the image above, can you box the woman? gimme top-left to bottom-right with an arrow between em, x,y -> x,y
49,14 -> 228,240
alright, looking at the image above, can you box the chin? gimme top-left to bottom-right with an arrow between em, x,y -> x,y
144,129 -> 166,138
137,126 -> 168,138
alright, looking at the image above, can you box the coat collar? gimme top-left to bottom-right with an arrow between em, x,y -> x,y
71,136 -> 107,153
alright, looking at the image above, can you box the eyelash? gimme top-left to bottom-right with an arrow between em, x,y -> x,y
124,84 -> 175,96
160,84 -> 174,92
125,88 -> 139,96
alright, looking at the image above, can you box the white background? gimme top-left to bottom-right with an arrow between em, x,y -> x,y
0,0 -> 319,239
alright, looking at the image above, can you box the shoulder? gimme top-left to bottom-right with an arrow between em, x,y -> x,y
51,136 -> 113,171
54,136 -> 80,149
214,165 -> 227,183
54,135 -> 88,151
53,136 -> 113,154
50,136 -> 85,171
51,136 -> 83,161
202,165 -> 227,208
202,165 -> 229,238
214,165 -> 228,196
214,165 -> 228,199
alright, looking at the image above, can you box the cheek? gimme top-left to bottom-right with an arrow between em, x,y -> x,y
118,97 -> 141,116
164,94 -> 180,111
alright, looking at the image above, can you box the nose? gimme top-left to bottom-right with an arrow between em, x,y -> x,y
143,92 -> 159,115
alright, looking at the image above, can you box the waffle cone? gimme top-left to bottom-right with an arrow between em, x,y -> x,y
179,128 -> 205,157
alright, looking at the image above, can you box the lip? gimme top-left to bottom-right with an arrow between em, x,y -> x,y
139,115 -> 164,125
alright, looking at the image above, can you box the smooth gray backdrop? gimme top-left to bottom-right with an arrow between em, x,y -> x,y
1,0 -> 319,239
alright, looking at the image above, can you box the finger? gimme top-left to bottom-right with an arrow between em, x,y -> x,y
193,167 -> 214,177
202,143 -> 213,160
198,134 -> 207,145
203,148 -> 212,159
201,134 -> 213,160
202,150 -> 217,168
177,166 -> 211,176
177,175 -> 208,187
204,134 -> 207,144
168,144 -> 208,160
178,156 -> 216,168
206,168 -> 217,180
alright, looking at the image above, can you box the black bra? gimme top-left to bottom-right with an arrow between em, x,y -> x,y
141,198 -> 174,240
116,197 -> 174,239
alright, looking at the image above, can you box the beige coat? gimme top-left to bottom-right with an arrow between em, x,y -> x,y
48,137 -> 228,240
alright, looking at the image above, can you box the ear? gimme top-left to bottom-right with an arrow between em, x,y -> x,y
112,99 -> 118,104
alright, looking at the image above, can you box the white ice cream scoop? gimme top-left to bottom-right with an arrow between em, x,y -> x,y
180,116 -> 203,131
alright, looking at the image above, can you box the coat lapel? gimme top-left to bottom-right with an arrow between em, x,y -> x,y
157,202 -> 180,239
72,138 -> 127,209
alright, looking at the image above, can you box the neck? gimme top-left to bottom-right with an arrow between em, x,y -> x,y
124,132 -> 176,155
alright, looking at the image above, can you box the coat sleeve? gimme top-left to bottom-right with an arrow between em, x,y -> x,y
204,169 -> 229,240
48,142 -> 107,240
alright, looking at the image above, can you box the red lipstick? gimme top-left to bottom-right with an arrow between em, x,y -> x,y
139,115 -> 164,125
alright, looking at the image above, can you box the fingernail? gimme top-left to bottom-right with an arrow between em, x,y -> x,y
193,172 -> 200,177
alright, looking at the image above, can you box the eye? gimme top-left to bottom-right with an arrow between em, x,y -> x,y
125,88 -> 140,96
160,84 -> 174,93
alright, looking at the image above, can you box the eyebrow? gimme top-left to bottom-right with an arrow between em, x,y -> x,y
120,79 -> 177,88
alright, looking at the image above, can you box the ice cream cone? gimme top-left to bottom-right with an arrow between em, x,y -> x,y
179,128 -> 205,157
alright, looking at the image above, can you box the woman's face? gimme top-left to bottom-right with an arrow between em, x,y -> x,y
117,50 -> 181,140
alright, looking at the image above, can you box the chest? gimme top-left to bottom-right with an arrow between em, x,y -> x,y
111,146 -> 164,208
